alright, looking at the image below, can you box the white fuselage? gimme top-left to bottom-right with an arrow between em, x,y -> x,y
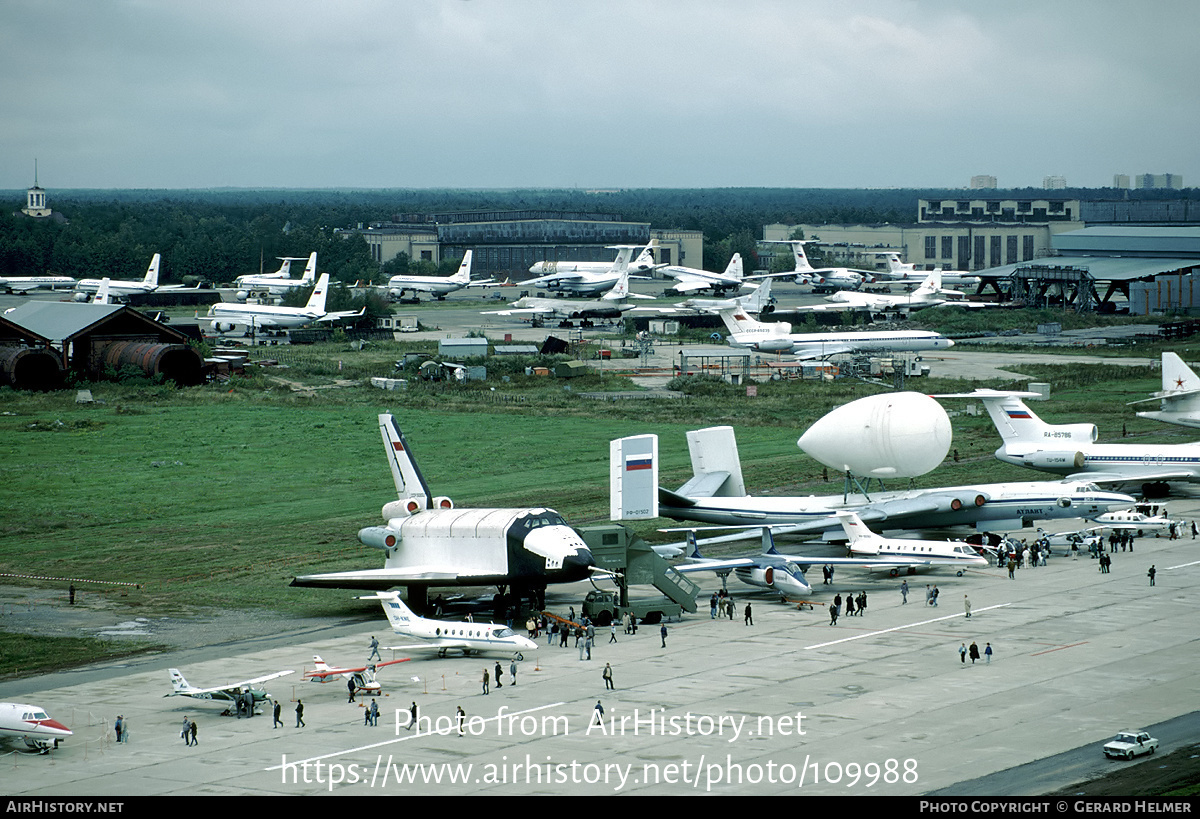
662,480 -> 1137,534
378,595 -> 539,656
0,276 -> 76,293
0,703 -> 72,751
727,328 -> 953,356
208,302 -> 323,330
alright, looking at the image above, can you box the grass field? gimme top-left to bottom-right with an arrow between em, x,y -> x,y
0,341 -> 1187,658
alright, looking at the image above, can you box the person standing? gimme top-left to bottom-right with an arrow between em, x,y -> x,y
408,701 -> 418,731
182,716 -> 192,745
456,706 -> 466,737
984,643 -> 993,664
114,714 -> 123,744
482,668 -> 490,695
295,699 -> 305,728
834,593 -> 843,616
744,603 -> 753,626
710,593 -> 718,618
347,677 -> 357,703
603,662 -> 614,690
368,635 -> 381,662
901,580 -> 908,604
510,658 -> 518,686
857,591 -> 867,617
959,643 -> 967,664
369,699 -> 379,727
968,642 -> 980,664
593,700 -> 605,726
660,623 -> 668,649
189,719 -> 198,747
964,594 -> 972,619
845,594 -> 856,617
829,603 -> 839,626
494,661 -> 504,688
609,622 -> 618,644
273,701 -> 283,729
1148,565 -> 1156,586
931,586 -> 939,607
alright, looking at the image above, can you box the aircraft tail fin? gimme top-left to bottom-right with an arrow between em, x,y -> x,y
724,253 -> 744,281
678,426 -> 747,498
835,512 -> 883,554
361,590 -> 418,632
143,253 -> 160,289
300,252 -> 317,285
610,434 -> 659,520
761,526 -> 778,555
715,308 -> 761,335
685,530 -> 701,559
169,668 -> 189,692
312,655 -> 329,672
601,253 -> 633,301
378,413 -> 433,513
914,268 -> 942,295
1162,352 -> 1200,394
741,277 -> 771,313
633,240 -> 657,271
791,241 -> 815,274
305,273 -> 331,313
937,390 -> 1097,448
451,250 -> 474,283
93,277 -> 111,305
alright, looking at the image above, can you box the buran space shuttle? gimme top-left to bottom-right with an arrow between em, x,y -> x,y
292,414 -> 594,610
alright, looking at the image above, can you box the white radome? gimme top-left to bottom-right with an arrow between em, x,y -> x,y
797,392 -> 952,478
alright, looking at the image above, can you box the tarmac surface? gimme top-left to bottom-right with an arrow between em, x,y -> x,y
2,504 -> 1198,796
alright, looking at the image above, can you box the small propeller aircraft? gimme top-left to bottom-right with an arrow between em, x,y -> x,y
303,655 -> 411,695
165,668 -> 294,714
0,702 -> 73,752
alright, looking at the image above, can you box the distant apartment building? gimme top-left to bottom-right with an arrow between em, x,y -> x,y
970,175 -> 998,189
1136,173 -> 1185,190
1043,176 -> 1067,189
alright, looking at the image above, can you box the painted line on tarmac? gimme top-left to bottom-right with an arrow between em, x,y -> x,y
263,701 -> 566,771
804,603 -> 1011,650
1165,559 -> 1200,571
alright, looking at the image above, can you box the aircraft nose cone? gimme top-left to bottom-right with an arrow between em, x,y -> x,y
564,548 -> 594,580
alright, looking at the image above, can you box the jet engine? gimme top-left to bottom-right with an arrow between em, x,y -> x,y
1021,451 -> 1086,470
382,498 -> 425,519
72,291 -> 90,303
359,526 -> 399,552
211,321 -> 238,334
754,338 -> 795,353
432,496 -> 454,510
235,290 -> 251,302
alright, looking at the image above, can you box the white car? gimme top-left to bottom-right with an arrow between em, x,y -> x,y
1103,730 -> 1159,760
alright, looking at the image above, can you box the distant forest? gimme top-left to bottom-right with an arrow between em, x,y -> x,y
2,187 -> 1194,283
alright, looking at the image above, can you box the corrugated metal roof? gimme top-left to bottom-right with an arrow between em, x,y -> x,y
979,256 -> 1199,282
1052,226 -> 1200,257
3,302 -> 125,341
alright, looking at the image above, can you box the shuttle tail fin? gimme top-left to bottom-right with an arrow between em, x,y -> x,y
610,434 -> 659,520
378,413 -> 432,512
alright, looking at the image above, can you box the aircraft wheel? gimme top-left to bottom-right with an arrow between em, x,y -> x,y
956,570 -> 964,577
514,652 -> 524,662
889,568 -> 900,578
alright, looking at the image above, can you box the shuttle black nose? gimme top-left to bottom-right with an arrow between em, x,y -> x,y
564,549 -> 594,580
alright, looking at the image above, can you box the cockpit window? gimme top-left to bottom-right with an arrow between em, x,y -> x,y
515,512 -> 567,531
493,628 -> 513,638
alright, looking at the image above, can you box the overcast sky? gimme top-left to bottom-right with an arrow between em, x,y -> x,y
2,0 -> 1196,191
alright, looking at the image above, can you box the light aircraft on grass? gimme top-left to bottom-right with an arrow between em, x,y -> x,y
365,590 -> 538,660
716,306 -> 954,357
233,252 -> 317,299
165,668 -> 293,710
0,702 -> 72,752
613,426 -> 1135,540
525,243 -> 661,295
387,250 -> 495,300
939,389 -> 1200,496
304,655 -> 411,695
1128,352 -> 1200,430
208,273 -> 364,333
290,414 -> 594,610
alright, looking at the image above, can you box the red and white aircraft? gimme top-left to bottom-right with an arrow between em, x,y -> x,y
0,702 -> 73,752
304,655 -> 411,695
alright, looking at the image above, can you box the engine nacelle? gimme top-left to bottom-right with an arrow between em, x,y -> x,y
210,321 -> 238,333
755,338 -> 794,353
1022,451 -> 1086,470
235,290 -> 250,303
1055,423 -> 1098,443
382,498 -> 425,519
359,526 -> 399,551
73,291 -> 90,303
432,496 -> 454,510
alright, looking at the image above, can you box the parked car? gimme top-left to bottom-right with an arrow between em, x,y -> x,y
1103,730 -> 1159,760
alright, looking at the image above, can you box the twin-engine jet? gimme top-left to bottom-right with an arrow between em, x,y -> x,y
364,591 -> 539,660
208,273 -> 363,333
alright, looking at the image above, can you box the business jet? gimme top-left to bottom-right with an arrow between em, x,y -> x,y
233,252 -> 317,300
0,702 -> 73,752
611,426 -> 1135,540
1128,353 -> 1200,429
208,273 -> 363,333
716,307 -> 954,357
364,591 -> 539,660
660,253 -> 750,296
74,253 -> 169,301
939,389 -> 1200,496
525,243 -> 661,296
387,250 -> 494,300
304,655 -> 411,695
0,274 -> 75,294
484,260 -> 653,326
165,668 -> 294,710
290,413 -> 594,610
